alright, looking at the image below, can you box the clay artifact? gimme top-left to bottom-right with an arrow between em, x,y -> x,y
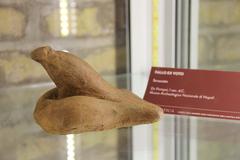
31,46 -> 163,134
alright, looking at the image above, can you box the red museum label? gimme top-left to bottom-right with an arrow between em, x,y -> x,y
144,67 -> 240,120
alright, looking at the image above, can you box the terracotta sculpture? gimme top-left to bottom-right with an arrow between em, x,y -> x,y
31,46 -> 163,134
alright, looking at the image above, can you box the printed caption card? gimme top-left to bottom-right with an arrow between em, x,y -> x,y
144,67 -> 240,120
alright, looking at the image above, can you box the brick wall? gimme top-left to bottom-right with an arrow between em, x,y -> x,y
0,0 -> 127,87
199,0 -> 240,71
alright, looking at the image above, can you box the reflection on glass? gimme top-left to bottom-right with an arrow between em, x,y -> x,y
59,0 -> 77,37
70,1 -> 77,35
60,0 -> 69,36
66,134 -> 75,160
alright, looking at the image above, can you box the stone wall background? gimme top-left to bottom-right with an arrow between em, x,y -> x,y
0,0 -> 127,87
199,0 -> 240,71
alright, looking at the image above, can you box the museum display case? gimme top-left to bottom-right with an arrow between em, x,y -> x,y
1,0 -> 240,160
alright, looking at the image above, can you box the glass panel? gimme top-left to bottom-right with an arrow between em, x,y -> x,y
198,0 -> 240,71
197,0 -> 240,159
0,0 -> 130,160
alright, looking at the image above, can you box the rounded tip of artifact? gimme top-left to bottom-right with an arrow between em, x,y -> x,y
155,107 -> 164,120
31,46 -> 53,62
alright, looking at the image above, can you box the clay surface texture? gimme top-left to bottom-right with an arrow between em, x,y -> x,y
31,46 -> 163,134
